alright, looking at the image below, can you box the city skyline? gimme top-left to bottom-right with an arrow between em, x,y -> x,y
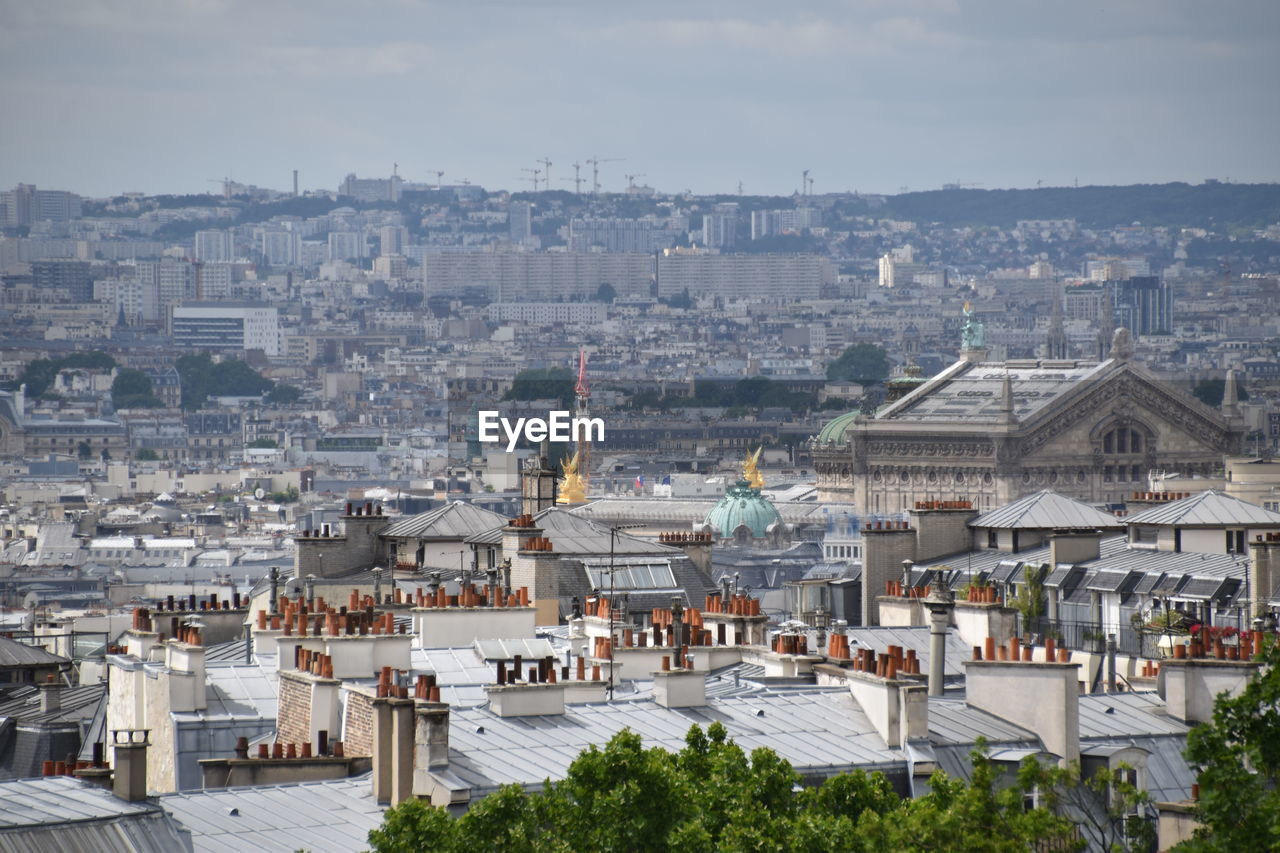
1,0 -> 1278,198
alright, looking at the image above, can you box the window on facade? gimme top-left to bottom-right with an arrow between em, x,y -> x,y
1103,466 -> 1113,482
987,530 -> 998,548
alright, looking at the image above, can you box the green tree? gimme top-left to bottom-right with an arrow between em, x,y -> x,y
369,725 -> 1083,853
1011,564 -> 1048,627
77,441 -> 93,460
827,344 -> 890,384
248,437 -> 279,449
1174,636 -> 1280,851
594,282 -> 616,303
503,368 -> 576,408
111,368 -> 163,408
8,351 -> 116,397
266,383 -> 302,405
1191,378 -> 1247,408
135,448 -> 159,461
176,353 -> 275,410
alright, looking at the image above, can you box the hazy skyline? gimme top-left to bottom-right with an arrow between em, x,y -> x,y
2,0 -> 1278,199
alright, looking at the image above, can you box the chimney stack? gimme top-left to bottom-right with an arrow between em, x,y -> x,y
923,585 -> 954,697
38,673 -> 62,713
111,729 -> 150,802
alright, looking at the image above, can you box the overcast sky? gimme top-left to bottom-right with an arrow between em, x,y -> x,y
2,0 -> 1277,198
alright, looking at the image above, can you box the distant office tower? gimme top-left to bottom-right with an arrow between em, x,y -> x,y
702,203 -> 739,249
372,254 -> 408,279
171,302 -> 280,355
134,259 -> 195,317
194,262 -> 233,300
31,260 -> 93,301
568,217 -> 678,253
509,201 -> 533,245
878,253 -> 896,288
379,225 -> 408,256
1,184 -> 82,226
193,230 -> 234,263
656,252 -> 833,301
1108,276 -> 1173,336
750,207 -> 820,239
1028,260 -> 1054,279
338,173 -> 401,203
260,228 -> 302,266
327,231 -> 366,262
423,252 -> 655,301
1086,257 -> 1148,281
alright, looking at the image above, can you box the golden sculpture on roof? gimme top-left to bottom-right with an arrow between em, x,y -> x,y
557,449 -> 587,504
743,447 -> 765,490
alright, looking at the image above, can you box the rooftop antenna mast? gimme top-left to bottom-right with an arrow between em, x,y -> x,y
574,347 -> 592,497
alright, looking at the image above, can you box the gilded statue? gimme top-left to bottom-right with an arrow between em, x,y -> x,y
558,450 -> 587,504
743,447 -> 765,490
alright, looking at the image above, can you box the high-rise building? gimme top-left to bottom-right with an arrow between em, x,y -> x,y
193,230 -> 234,263
327,231 -> 367,262
1108,276 -> 1173,336
701,203 -> 739,249
568,217 -> 677,253
338,173 -> 401,203
260,228 -> 302,267
379,225 -> 408,257
750,207 -> 820,239
509,201 -> 533,245
1,184 -> 82,227
31,260 -> 93,301
194,262 -> 233,300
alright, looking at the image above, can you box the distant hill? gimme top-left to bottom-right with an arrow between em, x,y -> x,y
880,182 -> 1280,230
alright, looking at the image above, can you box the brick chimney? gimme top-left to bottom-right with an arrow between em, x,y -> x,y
862,521 -> 917,626
846,668 -> 928,747
111,729 -> 150,802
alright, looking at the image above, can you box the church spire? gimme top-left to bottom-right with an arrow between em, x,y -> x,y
1044,286 -> 1068,360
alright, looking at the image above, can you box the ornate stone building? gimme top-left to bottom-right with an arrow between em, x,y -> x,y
811,329 -> 1244,512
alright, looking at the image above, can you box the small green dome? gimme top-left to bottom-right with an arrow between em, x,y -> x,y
816,411 -> 858,444
705,481 -> 782,539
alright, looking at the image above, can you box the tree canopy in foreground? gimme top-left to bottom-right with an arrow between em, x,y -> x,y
370,723 -> 1097,853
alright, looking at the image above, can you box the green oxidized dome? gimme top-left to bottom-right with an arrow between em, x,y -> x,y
705,480 -> 782,539
816,410 -> 858,444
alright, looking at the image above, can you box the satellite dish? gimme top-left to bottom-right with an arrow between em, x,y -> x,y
254,488 -> 266,500
22,592 -> 40,610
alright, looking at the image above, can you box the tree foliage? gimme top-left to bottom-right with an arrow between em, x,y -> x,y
176,353 -> 274,410
827,344 -> 890,384
1174,636 -> 1280,851
111,368 -> 163,409
369,724 -> 1088,853
8,351 -> 116,397
1191,378 -> 1248,408
503,368 -> 576,408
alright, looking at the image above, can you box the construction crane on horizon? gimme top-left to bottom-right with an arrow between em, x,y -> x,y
425,170 -> 444,190
538,158 -> 552,190
586,156 -> 624,195
624,173 -> 645,192
563,162 -> 584,194
207,177 -> 233,199
521,168 -> 542,191
802,169 -> 809,198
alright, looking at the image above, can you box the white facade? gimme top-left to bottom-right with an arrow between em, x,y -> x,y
486,302 -> 607,324
193,230 -> 233,263
171,303 -> 280,355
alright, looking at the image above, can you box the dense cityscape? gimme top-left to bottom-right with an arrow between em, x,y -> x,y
2,3 -> 1280,852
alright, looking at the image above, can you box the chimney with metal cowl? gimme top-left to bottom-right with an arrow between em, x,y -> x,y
923,584 -> 954,697
111,729 -> 150,802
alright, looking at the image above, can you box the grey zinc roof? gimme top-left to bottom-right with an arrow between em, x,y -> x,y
844,627 -> 975,678
926,697 -> 1037,745
969,490 -> 1122,531
443,691 -> 905,795
1076,692 -> 1189,739
0,777 -> 187,853
530,508 -> 676,556
0,637 -> 70,669
1123,490 -> 1280,527
379,501 -> 508,540
159,774 -> 385,853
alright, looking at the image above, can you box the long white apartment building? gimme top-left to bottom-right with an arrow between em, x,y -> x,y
170,302 -> 280,355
